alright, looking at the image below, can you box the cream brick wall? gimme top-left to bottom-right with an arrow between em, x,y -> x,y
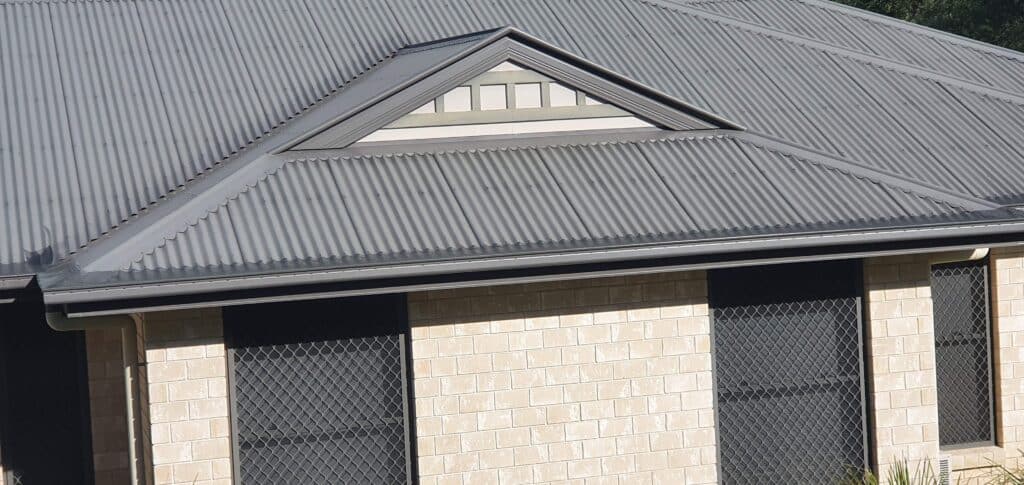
865,255 -> 941,473
85,327 -> 132,485
408,272 -> 716,485
947,247 -> 1024,479
990,248 -> 1024,468
141,309 -> 232,485
866,250 -> 1024,482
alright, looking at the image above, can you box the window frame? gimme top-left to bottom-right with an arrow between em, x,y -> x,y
709,260 -> 870,482
223,295 -> 415,484
930,258 -> 997,450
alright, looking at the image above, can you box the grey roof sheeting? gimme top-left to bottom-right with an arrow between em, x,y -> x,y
678,0 -> 1024,92
3,0 -> 1024,281
39,130 -> 1024,298
51,27 -> 735,280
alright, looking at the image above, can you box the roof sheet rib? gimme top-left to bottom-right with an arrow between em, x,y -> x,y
3,0 -> 1024,284
114,131 -> 1009,278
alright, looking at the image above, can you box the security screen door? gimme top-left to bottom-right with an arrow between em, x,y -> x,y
224,295 -> 412,485
710,260 -> 868,483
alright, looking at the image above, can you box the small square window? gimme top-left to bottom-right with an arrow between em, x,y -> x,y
443,86 -> 472,112
549,83 -> 577,107
479,85 -> 507,111
515,83 -> 542,109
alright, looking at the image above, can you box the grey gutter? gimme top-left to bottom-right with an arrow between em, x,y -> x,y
59,240 -> 1016,318
41,218 -> 1024,306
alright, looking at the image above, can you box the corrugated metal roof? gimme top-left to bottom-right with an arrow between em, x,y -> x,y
121,131 -> 1012,273
630,2 -> 1024,198
676,0 -> 1024,92
3,0 -> 1024,279
60,28 -> 505,276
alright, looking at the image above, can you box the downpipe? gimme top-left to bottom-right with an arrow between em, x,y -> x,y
46,311 -> 142,485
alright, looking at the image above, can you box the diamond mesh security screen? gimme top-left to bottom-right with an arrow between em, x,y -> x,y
225,296 -> 411,485
710,261 -> 867,484
931,260 -> 994,447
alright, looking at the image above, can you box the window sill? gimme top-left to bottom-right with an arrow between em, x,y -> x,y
941,442 -> 998,454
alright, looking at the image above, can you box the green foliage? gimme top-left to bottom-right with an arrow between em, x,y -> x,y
836,0 -> 1024,51
986,451 -> 1024,484
988,464 -> 1024,485
839,459 -> 939,485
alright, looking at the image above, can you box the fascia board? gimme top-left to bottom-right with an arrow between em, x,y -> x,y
41,219 -> 1024,305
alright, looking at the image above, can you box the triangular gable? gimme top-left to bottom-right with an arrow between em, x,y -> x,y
289,27 -> 740,150
355,61 -> 653,143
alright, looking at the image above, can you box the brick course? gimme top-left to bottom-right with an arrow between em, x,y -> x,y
85,327 -> 132,485
112,250 -> 1024,483
409,272 -> 716,485
141,309 -> 232,485
866,250 -> 1024,482
865,255 -> 941,472
946,248 -> 1024,480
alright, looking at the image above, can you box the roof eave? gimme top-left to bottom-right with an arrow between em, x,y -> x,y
40,218 -> 1024,313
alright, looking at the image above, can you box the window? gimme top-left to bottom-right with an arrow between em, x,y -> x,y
479,84 -> 507,110
514,82 -> 542,108
710,260 -> 867,483
442,86 -> 472,112
931,260 -> 995,447
378,62 -> 637,129
224,295 -> 412,484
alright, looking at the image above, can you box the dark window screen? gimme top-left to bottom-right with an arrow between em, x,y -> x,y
931,260 -> 994,447
224,295 -> 411,485
710,261 -> 867,484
